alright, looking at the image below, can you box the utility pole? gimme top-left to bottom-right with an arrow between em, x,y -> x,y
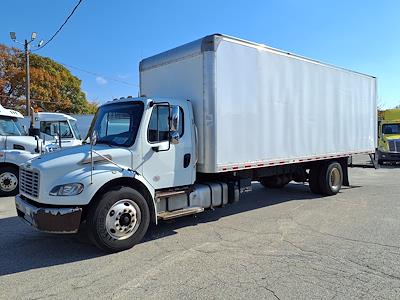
24,39 -> 31,117
9,32 -> 43,117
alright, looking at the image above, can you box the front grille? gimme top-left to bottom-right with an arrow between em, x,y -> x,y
19,168 -> 40,198
388,140 -> 400,152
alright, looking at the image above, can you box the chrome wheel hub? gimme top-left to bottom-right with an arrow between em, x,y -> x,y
105,199 -> 141,240
329,167 -> 341,190
0,172 -> 18,192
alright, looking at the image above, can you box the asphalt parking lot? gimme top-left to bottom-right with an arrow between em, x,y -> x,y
1,166 -> 400,299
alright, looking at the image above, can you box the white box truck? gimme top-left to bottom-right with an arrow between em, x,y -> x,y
15,34 -> 377,252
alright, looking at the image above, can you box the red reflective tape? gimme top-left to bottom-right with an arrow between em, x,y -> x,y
232,166 -> 239,170
257,163 -> 264,166
279,161 -> 285,164
222,167 -> 227,171
269,162 -> 275,165
244,164 -> 252,168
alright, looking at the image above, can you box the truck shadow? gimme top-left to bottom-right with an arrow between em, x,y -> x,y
0,182 -> 355,276
144,182 -> 357,242
0,217 -> 103,276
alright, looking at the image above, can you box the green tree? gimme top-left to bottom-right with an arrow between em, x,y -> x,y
0,44 -> 97,114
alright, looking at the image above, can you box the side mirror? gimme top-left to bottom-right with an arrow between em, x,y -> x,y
34,135 -> 40,153
90,130 -> 97,146
54,127 -> 62,148
170,106 -> 180,145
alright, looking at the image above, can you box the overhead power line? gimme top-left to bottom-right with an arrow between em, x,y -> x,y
60,62 -> 139,87
34,0 -> 84,51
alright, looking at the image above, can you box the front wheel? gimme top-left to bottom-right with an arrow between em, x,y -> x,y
87,186 -> 150,253
0,165 -> 19,197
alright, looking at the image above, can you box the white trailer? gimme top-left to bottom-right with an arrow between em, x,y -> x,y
15,34 -> 376,252
140,34 -> 376,173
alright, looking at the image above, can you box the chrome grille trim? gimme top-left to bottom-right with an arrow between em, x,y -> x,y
19,168 -> 40,198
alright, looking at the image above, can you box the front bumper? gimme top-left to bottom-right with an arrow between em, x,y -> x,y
377,150 -> 400,162
15,194 -> 82,233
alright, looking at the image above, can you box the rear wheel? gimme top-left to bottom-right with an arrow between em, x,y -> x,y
0,165 -> 19,197
319,161 -> 343,196
87,186 -> 150,253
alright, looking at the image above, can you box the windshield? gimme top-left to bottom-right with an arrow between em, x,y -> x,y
87,102 -> 144,147
383,124 -> 400,135
70,120 -> 81,139
40,120 -> 74,138
0,117 -> 26,136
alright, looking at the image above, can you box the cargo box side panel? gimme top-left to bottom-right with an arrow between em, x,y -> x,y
214,39 -> 376,170
140,54 -> 207,167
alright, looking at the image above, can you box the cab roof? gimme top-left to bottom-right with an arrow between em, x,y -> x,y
35,112 -> 77,122
0,105 -> 24,118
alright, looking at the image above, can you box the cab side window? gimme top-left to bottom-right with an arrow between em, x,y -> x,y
148,105 -> 184,143
148,106 -> 169,143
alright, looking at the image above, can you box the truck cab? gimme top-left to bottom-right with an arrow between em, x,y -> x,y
377,109 -> 400,164
16,97 -> 197,250
31,112 -> 82,147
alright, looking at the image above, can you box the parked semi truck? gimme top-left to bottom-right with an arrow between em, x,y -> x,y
376,109 -> 400,164
15,34 -> 377,252
0,105 -> 82,196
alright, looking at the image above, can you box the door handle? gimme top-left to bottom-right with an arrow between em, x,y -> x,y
183,153 -> 191,168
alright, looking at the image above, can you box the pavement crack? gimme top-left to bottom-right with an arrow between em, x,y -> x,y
262,286 -> 281,300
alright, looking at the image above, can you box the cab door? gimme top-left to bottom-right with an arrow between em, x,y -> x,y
142,103 -> 194,189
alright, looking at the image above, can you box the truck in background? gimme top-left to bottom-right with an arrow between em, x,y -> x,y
15,34 -> 377,252
377,109 -> 400,164
23,112 -> 82,147
0,105 -> 82,196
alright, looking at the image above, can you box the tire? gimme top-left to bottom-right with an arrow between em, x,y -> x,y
259,175 -> 290,189
0,165 -> 19,197
87,186 -> 150,253
308,166 -> 322,194
319,161 -> 343,196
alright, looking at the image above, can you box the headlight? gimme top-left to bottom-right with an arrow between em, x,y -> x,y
50,183 -> 84,196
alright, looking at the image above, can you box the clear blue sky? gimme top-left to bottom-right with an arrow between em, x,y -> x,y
1,0 -> 399,107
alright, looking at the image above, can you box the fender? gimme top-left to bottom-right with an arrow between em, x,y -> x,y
132,171 -> 158,225
89,169 -> 158,224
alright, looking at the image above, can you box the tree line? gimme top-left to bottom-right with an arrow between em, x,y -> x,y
0,44 -> 97,114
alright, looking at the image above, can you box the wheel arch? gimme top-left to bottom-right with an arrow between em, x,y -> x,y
85,176 -> 157,225
0,162 -> 20,170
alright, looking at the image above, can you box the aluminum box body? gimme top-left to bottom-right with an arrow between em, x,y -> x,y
140,34 -> 377,173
